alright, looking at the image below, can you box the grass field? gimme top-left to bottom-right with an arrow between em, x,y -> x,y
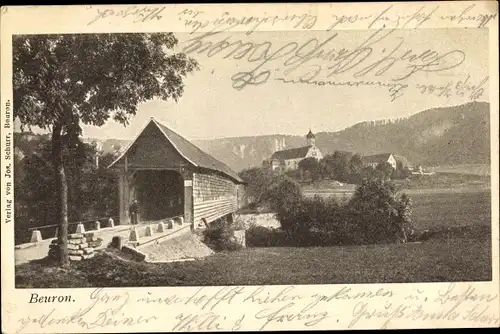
15,235 -> 491,288
427,164 -> 491,176
15,188 -> 492,287
410,189 -> 491,230
304,189 -> 490,228
302,171 -> 491,194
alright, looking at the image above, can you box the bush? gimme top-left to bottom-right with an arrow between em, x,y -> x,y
344,178 -> 413,244
246,225 -> 275,247
238,167 -> 277,206
202,223 -> 243,252
261,177 -> 414,246
245,223 -> 294,247
265,177 -> 304,232
245,224 -> 355,248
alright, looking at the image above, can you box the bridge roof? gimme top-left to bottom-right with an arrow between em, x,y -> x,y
108,118 -> 244,183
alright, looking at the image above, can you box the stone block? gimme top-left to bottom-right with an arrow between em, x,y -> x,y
69,250 -> 84,255
129,227 -> 139,242
110,236 -> 123,249
166,220 -> 174,229
83,248 -> 94,254
67,243 -> 80,250
94,221 -> 101,230
88,240 -> 103,248
145,225 -> 154,237
68,239 -> 84,245
69,233 -> 84,239
30,230 -> 42,243
69,255 -> 83,261
176,217 -> 184,225
108,218 -> 114,228
157,222 -> 165,233
75,223 -> 85,234
83,253 -> 95,260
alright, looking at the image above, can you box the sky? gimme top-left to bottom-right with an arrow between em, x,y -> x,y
14,28 -> 489,141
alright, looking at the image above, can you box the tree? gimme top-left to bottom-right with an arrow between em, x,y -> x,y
346,178 -> 411,244
393,160 -> 412,179
348,153 -> 364,183
298,157 -> 322,181
266,177 -> 303,233
348,178 -> 397,243
238,167 -> 276,206
361,165 -> 375,181
14,135 -> 121,245
395,193 -> 413,243
322,151 -> 353,182
374,162 -> 394,180
13,33 -> 198,266
320,154 -> 336,179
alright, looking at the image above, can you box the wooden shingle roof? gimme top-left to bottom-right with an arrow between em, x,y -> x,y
393,155 -> 410,167
108,118 -> 244,183
271,146 -> 311,160
361,153 -> 393,164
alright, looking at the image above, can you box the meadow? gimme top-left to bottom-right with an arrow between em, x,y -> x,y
16,187 -> 492,287
427,164 -> 491,176
304,188 -> 491,231
15,236 -> 491,288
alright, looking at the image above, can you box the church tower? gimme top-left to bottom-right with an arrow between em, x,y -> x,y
306,129 -> 315,147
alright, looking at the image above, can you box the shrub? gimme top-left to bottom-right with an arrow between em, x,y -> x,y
345,178 -> 413,244
202,223 -> 243,252
265,177 -> 304,232
245,224 -> 290,247
238,167 -> 277,206
246,225 -> 274,247
255,175 -> 414,246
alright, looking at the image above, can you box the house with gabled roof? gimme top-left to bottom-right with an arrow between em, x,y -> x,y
393,154 -> 413,170
362,153 -> 397,169
108,118 -> 245,229
264,130 -> 323,172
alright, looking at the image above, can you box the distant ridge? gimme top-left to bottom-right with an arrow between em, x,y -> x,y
192,101 -> 490,171
15,101 -> 490,172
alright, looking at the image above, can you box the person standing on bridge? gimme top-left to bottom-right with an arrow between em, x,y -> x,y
129,199 -> 139,225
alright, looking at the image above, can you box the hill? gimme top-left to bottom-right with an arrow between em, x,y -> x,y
193,101 -> 491,171
14,101 -> 490,172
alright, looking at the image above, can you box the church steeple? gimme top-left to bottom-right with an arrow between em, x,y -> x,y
306,129 -> 315,146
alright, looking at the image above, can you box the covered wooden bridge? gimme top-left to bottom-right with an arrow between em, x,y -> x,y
108,118 -> 246,230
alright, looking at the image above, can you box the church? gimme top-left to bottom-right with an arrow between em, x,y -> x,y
263,130 -> 323,172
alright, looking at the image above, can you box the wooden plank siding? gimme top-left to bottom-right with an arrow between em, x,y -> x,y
193,172 -> 238,227
109,118 -> 245,230
112,122 -> 188,170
